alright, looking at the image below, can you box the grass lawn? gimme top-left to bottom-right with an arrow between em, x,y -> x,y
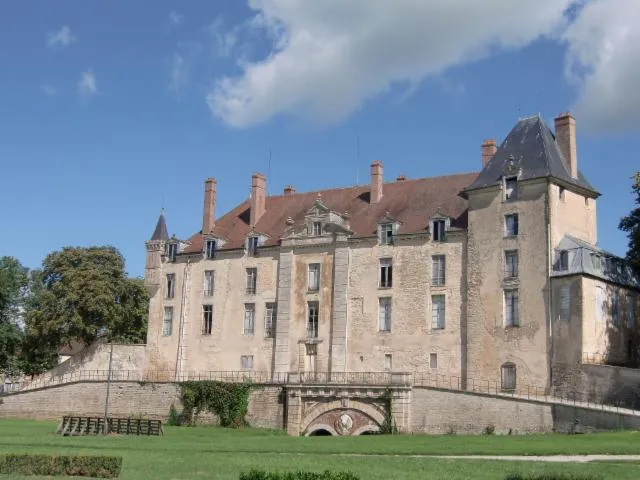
1,420 -> 640,479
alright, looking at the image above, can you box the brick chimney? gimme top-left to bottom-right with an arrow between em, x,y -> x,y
284,185 -> 296,195
555,112 -> 577,178
250,173 -> 266,227
202,177 -> 217,233
370,160 -> 383,203
481,139 -> 497,168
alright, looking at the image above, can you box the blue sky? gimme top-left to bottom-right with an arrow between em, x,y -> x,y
1,0 -> 639,278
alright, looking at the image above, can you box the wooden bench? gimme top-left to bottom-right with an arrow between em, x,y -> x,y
56,416 -> 163,436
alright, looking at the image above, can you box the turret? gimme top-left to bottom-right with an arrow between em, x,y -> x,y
144,210 -> 169,296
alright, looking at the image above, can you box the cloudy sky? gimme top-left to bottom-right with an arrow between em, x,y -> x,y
1,0 -> 638,276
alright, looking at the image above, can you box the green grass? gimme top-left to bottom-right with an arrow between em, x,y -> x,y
1,420 -> 640,479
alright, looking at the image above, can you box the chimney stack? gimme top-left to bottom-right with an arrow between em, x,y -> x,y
555,112 -> 577,179
370,160 -> 383,203
202,177 -> 217,233
284,185 -> 296,195
250,173 -> 266,227
481,139 -> 497,168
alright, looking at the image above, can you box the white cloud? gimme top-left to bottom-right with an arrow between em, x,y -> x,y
41,85 -> 57,96
169,11 -> 184,27
169,41 -> 203,92
47,25 -> 76,48
77,70 -> 98,98
209,17 -> 240,57
562,0 -> 640,133
207,0 -> 575,128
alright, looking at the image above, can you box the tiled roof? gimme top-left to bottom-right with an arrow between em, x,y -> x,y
183,172 -> 479,253
462,116 -> 598,197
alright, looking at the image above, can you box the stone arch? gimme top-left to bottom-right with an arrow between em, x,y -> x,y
305,424 -> 338,436
352,424 -> 381,436
300,399 -> 385,436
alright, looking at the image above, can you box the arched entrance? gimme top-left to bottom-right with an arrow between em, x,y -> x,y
300,400 -> 384,436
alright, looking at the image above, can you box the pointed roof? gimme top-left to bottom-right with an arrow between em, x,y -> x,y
461,116 -> 599,198
150,211 -> 169,241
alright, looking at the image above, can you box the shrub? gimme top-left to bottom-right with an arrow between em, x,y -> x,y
483,423 -> 496,435
0,454 -> 122,478
505,474 -> 603,480
239,470 -> 359,480
177,380 -> 253,427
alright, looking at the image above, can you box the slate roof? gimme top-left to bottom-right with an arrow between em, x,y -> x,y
182,173 -> 479,253
462,116 -> 599,198
551,234 -> 640,290
150,211 -> 169,241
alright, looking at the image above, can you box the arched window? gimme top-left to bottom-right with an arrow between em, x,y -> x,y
501,362 -> 516,391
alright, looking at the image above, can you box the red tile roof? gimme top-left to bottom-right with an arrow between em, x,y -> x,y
184,172 -> 479,253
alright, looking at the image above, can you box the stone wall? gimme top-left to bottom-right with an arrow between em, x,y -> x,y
0,381 -> 285,430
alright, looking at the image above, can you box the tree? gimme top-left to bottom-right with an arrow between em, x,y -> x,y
619,171 -> 640,276
0,256 -> 28,375
24,246 -> 149,354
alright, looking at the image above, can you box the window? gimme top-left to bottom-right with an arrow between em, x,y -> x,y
202,305 -> 213,335
205,239 -> 217,259
246,268 -> 257,294
312,222 -> 322,236
432,255 -> 446,285
432,220 -> 446,242
379,223 -> 394,245
504,250 -> 518,278
504,289 -> 519,327
246,236 -> 259,256
431,295 -> 445,329
558,250 -> 569,271
505,214 -> 519,236
505,177 -> 518,201
627,295 -> 635,329
429,353 -> 438,369
379,258 -> 393,288
307,301 -> 319,338
163,307 -> 173,336
559,284 -> 570,320
166,274 -> 175,299
384,354 -> 392,372
379,297 -> 392,332
241,355 -> 254,370
612,290 -> 620,326
203,270 -> 214,297
244,303 -> 255,335
308,263 -> 320,291
166,243 -> 177,262
595,286 -> 605,324
501,363 -> 516,391
264,302 -> 277,338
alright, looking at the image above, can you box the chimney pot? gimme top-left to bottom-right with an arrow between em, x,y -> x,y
250,172 -> 267,227
284,185 -> 296,195
554,112 -> 578,179
370,160 -> 383,203
481,139 -> 497,168
202,177 -> 217,233
396,175 -> 407,181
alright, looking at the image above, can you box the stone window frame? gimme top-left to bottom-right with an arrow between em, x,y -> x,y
378,222 -> 395,245
165,242 -> 178,262
202,304 -> 213,335
501,362 -> 516,391
307,301 -> 319,338
504,288 -> 519,327
429,353 -> 438,369
205,239 -> 217,260
162,306 -> 173,337
430,219 -> 447,242
241,355 -> 254,370
431,294 -> 445,330
246,267 -> 257,295
431,255 -> 446,286
308,263 -> 321,292
503,176 -> 519,202
166,273 -> 175,299
504,213 -> 519,237
264,302 -> 277,338
504,250 -> 519,279
312,221 -> 322,236
378,297 -> 392,332
203,270 -> 214,297
243,303 -> 255,335
379,258 -> 393,289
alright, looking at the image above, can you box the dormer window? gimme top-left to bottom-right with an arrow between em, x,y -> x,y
558,250 -> 569,271
166,243 -> 177,262
312,222 -> 322,236
246,236 -> 259,256
379,223 -> 394,245
431,220 -> 446,242
504,176 -> 518,201
205,239 -> 217,260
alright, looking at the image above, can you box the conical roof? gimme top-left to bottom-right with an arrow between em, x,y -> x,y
150,211 -> 169,241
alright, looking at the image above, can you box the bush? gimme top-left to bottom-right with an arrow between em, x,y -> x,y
239,469 -> 359,480
505,474 -> 602,480
0,454 -> 122,478
483,424 -> 496,435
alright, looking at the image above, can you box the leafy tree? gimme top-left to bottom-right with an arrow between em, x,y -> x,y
24,246 -> 149,354
0,256 -> 28,375
619,171 -> 640,275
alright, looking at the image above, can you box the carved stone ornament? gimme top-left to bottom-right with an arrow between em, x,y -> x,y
335,413 -> 353,435
502,154 -> 521,176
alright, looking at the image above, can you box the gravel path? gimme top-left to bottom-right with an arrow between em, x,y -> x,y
419,454 -> 640,463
